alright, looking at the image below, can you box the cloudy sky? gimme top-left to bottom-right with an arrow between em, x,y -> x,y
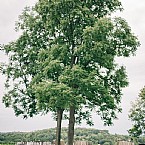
0,0 -> 145,135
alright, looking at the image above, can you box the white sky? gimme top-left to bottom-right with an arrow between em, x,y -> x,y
0,0 -> 145,135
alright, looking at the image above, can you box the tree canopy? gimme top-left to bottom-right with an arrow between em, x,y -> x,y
129,87 -> 145,137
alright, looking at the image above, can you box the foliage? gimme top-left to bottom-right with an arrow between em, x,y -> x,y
128,87 -> 145,137
1,0 -> 139,125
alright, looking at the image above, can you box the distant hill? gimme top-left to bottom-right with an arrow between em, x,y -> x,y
0,127 -> 144,145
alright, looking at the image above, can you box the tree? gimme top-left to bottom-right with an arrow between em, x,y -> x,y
1,0 -> 139,145
128,87 -> 145,137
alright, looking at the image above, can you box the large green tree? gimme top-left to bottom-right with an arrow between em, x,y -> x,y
1,0 -> 139,145
129,87 -> 145,137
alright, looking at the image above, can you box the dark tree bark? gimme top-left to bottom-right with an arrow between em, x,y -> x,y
68,106 -> 75,145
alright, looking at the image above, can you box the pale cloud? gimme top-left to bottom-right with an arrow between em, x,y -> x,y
0,0 -> 37,44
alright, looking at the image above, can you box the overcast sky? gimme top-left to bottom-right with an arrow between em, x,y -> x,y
0,0 -> 145,135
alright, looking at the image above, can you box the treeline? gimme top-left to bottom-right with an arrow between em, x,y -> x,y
0,128 -> 144,145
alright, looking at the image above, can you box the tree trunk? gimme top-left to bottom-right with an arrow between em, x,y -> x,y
56,109 -> 63,145
68,106 -> 75,145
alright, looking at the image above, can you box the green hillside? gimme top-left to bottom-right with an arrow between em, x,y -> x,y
0,128 -> 144,145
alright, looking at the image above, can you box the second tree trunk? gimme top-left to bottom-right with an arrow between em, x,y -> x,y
56,109 -> 63,145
